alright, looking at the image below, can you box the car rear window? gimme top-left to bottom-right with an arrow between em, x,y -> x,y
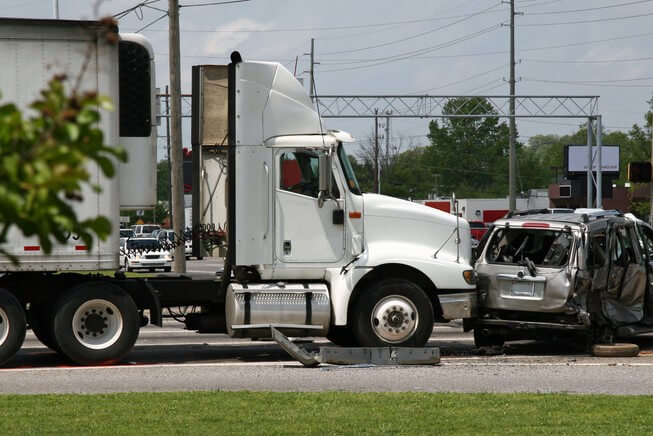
126,239 -> 162,251
485,228 -> 573,267
142,225 -> 160,234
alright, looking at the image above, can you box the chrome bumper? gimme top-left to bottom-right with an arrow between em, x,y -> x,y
438,292 -> 477,319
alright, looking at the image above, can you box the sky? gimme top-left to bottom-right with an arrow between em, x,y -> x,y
3,0 -> 653,162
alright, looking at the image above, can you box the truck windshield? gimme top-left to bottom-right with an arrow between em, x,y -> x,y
337,143 -> 361,195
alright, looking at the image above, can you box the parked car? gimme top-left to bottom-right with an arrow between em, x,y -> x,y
120,237 -> 172,272
157,229 -> 192,259
470,211 -> 653,347
468,220 -> 488,241
131,224 -> 161,238
119,228 -> 134,239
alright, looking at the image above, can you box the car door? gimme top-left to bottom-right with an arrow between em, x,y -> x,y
600,224 -> 646,324
635,223 -> 653,319
275,148 -> 345,263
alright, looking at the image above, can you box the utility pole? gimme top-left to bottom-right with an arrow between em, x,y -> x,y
165,85 -> 173,228
309,38 -> 315,101
508,0 -> 517,211
169,0 -> 186,273
650,111 -> 653,224
374,108 -> 380,194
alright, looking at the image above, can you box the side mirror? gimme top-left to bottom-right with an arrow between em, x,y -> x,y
318,153 -> 332,208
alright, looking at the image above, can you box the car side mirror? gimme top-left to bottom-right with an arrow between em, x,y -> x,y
318,153 -> 332,208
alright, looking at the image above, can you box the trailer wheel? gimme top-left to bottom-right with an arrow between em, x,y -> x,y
52,282 -> 140,365
0,288 -> 26,366
27,303 -> 59,352
353,279 -> 433,347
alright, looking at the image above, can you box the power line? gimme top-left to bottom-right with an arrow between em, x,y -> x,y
524,56 -> 653,64
179,0 -> 250,7
136,12 -> 168,33
411,65 -> 508,94
524,77 -> 653,88
114,0 -> 161,19
519,11 -> 653,26
319,24 -> 502,73
317,2 -> 503,56
526,0 -> 653,15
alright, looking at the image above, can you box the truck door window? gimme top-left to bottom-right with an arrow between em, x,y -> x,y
279,151 -> 340,198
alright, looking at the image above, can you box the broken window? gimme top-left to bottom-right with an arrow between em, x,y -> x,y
486,228 -> 573,267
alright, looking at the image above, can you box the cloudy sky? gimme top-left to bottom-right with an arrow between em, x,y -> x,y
3,0 -> 653,160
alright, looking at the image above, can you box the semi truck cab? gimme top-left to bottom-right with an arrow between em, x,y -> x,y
194,53 -> 477,346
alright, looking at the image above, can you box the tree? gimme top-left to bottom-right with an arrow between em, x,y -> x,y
424,97 -> 514,198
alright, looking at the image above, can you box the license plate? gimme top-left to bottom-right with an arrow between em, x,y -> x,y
510,281 -> 534,297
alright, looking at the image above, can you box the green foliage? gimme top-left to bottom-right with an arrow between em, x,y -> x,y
0,76 -> 126,258
424,97 -> 513,198
1,391 -> 652,434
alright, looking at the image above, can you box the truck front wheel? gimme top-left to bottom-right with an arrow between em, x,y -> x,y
52,282 -> 140,365
353,279 -> 433,347
0,287 -> 26,366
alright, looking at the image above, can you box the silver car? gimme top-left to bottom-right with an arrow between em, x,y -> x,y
470,211 -> 653,347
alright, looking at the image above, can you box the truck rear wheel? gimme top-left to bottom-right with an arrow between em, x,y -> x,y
27,303 -> 59,352
353,279 -> 433,347
52,282 -> 140,365
0,287 -> 26,366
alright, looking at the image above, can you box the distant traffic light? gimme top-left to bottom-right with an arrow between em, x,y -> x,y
628,162 -> 652,183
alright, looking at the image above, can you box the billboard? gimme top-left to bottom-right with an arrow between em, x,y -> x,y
564,145 -> 619,177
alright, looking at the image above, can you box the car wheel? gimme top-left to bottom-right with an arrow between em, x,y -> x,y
0,287 -> 26,366
353,279 -> 433,347
26,303 -> 60,352
52,282 -> 140,365
163,267 -> 171,272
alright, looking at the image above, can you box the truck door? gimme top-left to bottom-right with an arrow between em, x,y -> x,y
275,149 -> 346,263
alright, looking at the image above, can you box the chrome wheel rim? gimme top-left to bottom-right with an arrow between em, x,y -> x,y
371,295 -> 418,343
0,307 -> 9,346
71,299 -> 123,350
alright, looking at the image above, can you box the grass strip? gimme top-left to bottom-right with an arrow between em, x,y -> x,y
1,391 -> 652,434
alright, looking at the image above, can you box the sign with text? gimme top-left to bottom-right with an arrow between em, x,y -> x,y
564,145 -> 619,177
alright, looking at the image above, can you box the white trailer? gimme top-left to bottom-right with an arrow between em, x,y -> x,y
0,20 -> 477,367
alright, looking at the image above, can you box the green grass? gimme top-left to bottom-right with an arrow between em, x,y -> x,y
1,391 -> 651,434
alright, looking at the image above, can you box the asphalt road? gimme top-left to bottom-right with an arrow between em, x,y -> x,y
2,319 -> 653,395
1,259 -> 652,395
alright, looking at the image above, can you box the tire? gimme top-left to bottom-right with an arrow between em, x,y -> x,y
326,325 -> 358,347
592,343 -> 640,357
0,288 -> 26,367
473,328 -> 505,348
52,281 -> 140,365
163,267 -> 172,272
27,303 -> 60,352
353,279 -> 433,347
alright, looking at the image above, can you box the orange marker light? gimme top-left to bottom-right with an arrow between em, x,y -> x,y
349,211 -> 362,219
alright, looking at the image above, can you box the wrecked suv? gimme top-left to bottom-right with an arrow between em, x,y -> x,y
468,211 -> 653,347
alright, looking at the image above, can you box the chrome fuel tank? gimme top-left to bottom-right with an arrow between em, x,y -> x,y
226,282 -> 330,338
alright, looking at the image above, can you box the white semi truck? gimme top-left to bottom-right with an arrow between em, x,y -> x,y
0,19 -> 477,367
